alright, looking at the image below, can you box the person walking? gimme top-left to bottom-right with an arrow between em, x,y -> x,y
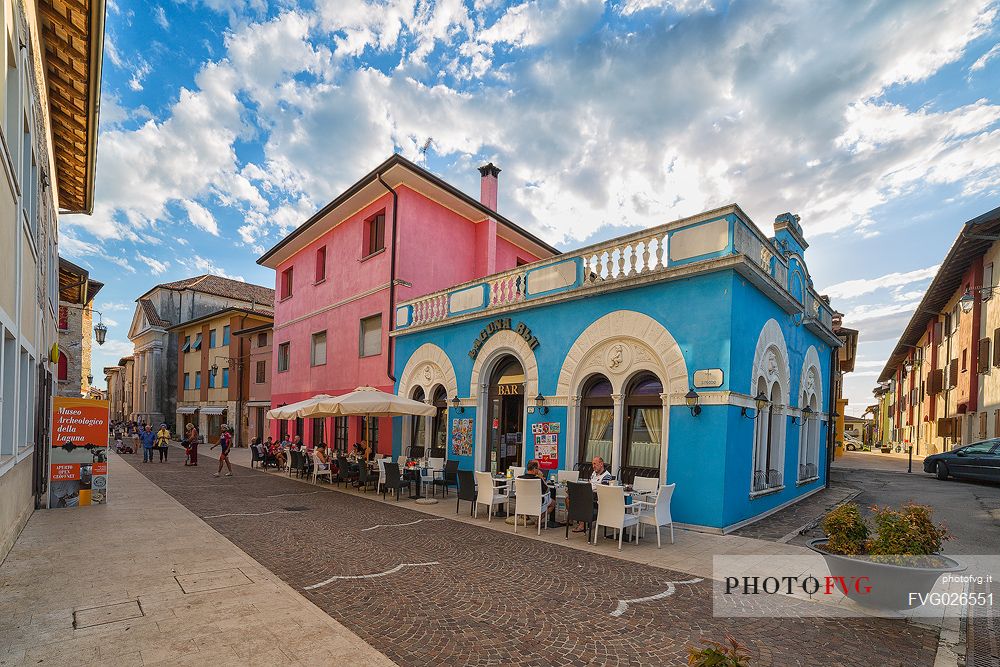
211,425 -> 233,477
139,425 -> 156,463
155,423 -> 171,463
184,423 -> 201,466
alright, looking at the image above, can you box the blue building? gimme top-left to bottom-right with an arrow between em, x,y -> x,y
390,205 -> 840,533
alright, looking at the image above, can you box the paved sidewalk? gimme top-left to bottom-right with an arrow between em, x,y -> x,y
0,452 -> 393,667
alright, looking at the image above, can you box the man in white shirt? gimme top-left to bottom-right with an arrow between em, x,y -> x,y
590,456 -> 613,487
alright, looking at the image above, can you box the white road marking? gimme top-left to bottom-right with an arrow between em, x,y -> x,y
304,562 -> 440,590
263,490 -> 330,498
611,578 -> 703,617
202,510 -> 293,519
360,518 -> 446,532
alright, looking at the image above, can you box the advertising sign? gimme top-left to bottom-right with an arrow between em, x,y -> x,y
49,397 -> 110,508
531,421 -> 561,470
451,417 -> 474,457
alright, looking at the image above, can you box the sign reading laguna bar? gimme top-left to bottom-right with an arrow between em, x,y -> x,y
49,397 -> 110,509
468,318 -> 540,359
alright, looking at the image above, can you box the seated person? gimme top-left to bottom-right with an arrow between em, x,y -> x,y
589,456 -> 613,487
361,440 -> 373,461
518,460 -> 558,528
314,443 -> 331,470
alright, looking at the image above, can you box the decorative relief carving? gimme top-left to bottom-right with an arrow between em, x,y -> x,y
760,246 -> 773,270
605,343 -> 631,373
423,365 -> 432,382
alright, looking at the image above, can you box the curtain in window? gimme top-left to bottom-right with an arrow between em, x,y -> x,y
582,407 -> 613,465
628,407 -> 662,469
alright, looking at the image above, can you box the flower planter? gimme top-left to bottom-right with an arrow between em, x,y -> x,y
808,539 -> 965,611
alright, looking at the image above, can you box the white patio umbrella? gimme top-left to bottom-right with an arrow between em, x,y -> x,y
265,394 -> 334,421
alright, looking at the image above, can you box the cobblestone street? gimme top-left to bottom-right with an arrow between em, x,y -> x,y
121,456 -> 938,666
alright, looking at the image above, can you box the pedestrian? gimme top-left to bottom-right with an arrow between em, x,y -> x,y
155,423 -> 171,462
139,424 -> 156,463
183,423 -> 201,466
211,425 -> 233,477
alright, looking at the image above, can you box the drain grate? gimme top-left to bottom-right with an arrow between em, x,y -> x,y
283,506 -> 309,512
966,581 -> 1000,667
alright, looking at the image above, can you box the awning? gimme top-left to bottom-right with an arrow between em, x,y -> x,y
201,406 -> 227,415
177,406 -> 199,414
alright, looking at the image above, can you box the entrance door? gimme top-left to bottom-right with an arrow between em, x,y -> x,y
487,356 -> 525,474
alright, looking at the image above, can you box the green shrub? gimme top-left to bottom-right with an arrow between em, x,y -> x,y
821,503 -> 869,555
687,636 -> 751,666
865,503 -> 949,557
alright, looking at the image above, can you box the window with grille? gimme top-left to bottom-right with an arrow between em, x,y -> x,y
255,360 -> 266,384
257,332 -> 268,347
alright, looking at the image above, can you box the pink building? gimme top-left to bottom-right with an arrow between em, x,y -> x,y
258,154 -> 559,454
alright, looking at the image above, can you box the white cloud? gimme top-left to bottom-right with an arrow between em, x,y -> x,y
154,5 -> 170,30
821,265 -> 940,301
970,42 -> 1000,73
182,200 -> 219,236
179,254 -> 245,282
136,253 -> 170,275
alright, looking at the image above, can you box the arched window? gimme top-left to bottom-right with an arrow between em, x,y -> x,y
410,386 -> 426,458
623,373 -> 664,483
579,375 -> 613,469
430,386 -> 448,458
752,375 -> 785,493
57,351 -> 68,382
798,392 -> 821,481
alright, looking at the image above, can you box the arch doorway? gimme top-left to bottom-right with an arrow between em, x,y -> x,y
579,375 -> 614,470
622,373 -> 664,483
486,355 -> 525,474
430,386 -> 448,459
409,386 -> 427,458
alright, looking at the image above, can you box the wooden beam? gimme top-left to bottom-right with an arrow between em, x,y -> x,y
37,3 -> 89,42
50,104 -> 88,134
42,24 -> 88,60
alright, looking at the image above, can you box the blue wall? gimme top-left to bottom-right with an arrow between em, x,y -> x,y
393,268 -> 833,530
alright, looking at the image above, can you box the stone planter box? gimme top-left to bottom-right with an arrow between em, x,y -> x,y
808,539 -> 964,611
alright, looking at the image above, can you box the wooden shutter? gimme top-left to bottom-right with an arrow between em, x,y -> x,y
950,359 -> 959,387
981,412 -> 988,439
980,338 -> 992,374
995,410 -> 1000,438
934,322 -> 944,343
994,328 -> 1000,366
929,368 -> 943,395
938,417 -> 953,437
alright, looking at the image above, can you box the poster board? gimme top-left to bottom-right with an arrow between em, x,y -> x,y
49,397 -> 110,508
451,417 -> 474,457
531,421 -> 560,470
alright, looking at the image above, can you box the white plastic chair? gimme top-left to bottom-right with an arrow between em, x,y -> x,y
557,469 -> 579,483
376,458 -> 387,494
637,483 -> 675,547
632,475 -> 659,495
311,453 -> 332,485
513,478 -> 546,535
474,471 -> 507,521
594,485 -> 640,551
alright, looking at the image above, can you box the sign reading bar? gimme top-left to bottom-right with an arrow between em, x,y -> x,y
469,318 -> 540,359
49,397 -> 110,508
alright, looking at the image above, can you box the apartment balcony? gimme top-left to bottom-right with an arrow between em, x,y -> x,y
392,204 -> 838,344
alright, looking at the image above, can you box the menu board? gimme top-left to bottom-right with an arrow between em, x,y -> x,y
49,397 -> 109,508
531,421 -> 560,470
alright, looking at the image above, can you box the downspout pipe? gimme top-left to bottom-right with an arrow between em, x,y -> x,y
376,172 -> 399,384
826,347 -> 837,489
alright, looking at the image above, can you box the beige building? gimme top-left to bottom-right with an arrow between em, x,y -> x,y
56,257 -> 102,398
104,364 -> 123,421
0,0 -> 105,559
235,320 -> 272,445
880,206 -> 1000,455
170,307 -> 273,445
125,275 -> 274,427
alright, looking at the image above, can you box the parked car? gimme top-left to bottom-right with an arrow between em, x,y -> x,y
924,439 -> 1000,481
843,434 -> 868,451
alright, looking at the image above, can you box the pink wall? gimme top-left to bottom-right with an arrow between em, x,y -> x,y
268,182 -> 545,453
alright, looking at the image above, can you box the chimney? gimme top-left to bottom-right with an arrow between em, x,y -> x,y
478,163 -> 501,211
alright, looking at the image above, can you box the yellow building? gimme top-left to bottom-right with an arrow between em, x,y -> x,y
0,0 -> 105,559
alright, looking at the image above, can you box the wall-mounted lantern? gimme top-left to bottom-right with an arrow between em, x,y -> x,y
684,388 -> 701,416
534,393 -> 549,415
452,396 -> 464,414
741,390 -> 768,419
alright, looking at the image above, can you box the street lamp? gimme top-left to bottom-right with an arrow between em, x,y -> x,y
741,390 -> 768,419
87,373 -> 93,385
451,396 -> 464,414
93,320 -> 107,346
534,393 -> 549,415
960,289 -> 975,314
684,388 -> 701,416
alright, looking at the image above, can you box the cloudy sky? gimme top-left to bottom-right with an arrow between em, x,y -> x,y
65,0 -> 1000,415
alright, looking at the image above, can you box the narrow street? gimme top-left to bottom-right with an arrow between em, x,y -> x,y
830,452 -> 1000,554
